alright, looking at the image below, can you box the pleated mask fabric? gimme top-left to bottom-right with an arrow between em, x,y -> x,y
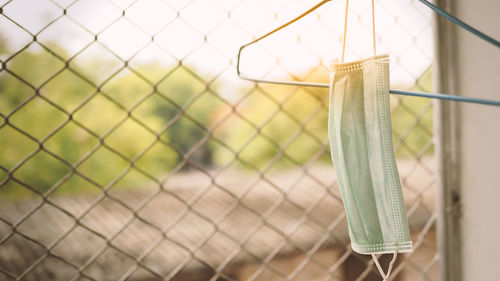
327,54 -> 413,254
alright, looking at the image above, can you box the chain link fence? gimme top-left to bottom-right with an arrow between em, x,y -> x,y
0,0 -> 437,280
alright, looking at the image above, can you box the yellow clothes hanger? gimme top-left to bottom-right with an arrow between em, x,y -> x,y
236,0 -> 500,107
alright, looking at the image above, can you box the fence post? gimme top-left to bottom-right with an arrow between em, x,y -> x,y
434,0 -> 500,280
433,0 -> 462,280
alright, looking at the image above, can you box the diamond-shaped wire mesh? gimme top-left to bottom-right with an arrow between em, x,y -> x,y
0,0 -> 437,280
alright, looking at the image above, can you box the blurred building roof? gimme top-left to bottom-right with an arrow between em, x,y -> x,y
0,159 -> 434,280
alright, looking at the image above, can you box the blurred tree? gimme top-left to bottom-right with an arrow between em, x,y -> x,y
0,32 -> 6,54
214,70 -> 330,169
0,42 -> 69,196
151,65 -> 219,168
0,36 -> 432,197
390,67 -> 434,158
217,67 -> 434,169
0,42 -> 221,197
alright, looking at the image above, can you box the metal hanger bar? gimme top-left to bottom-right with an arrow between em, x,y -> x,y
239,74 -> 330,88
236,0 -> 500,107
390,90 -> 500,107
419,0 -> 500,48
239,74 -> 500,107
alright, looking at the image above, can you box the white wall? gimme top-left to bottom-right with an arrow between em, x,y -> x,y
435,0 -> 500,280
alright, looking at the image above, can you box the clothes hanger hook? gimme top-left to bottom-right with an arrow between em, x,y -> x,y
235,0 -> 500,107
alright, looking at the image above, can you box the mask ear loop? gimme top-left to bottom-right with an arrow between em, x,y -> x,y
371,253 -> 398,280
340,0 -> 349,63
371,0 -> 376,55
340,0 -> 377,63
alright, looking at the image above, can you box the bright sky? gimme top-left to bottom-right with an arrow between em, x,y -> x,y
0,0 -> 433,92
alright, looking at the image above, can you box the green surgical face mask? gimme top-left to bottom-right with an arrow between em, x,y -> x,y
328,54 -> 413,257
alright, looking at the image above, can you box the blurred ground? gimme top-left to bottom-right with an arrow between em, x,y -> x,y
0,157 -> 435,281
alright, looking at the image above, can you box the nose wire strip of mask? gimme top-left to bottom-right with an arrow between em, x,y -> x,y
236,0 -> 500,107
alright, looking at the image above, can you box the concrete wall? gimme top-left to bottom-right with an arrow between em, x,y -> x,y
435,0 -> 500,280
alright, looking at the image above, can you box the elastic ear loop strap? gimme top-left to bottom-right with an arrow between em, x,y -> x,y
371,253 -> 398,281
340,0 -> 377,62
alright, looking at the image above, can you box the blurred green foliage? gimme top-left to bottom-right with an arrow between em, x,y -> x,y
0,42 -> 219,197
391,68 -> 434,158
0,39 -> 433,198
216,68 -> 433,169
213,81 -> 331,169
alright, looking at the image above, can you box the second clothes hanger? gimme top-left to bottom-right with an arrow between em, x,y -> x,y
236,0 -> 500,107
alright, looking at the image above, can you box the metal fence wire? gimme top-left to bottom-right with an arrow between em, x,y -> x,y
0,0 -> 437,280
